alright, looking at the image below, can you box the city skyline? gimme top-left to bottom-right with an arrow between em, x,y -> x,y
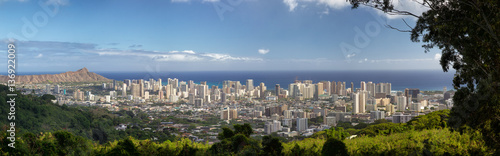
0,0 -> 445,72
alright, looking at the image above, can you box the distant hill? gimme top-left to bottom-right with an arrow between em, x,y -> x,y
0,67 -> 112,83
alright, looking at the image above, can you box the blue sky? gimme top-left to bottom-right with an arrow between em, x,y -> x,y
0,0 -> 444,72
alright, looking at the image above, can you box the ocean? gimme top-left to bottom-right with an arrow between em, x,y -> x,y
90,70 -> 454,91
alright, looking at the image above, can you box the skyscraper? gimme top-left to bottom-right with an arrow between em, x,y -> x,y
296,118 -> 308,132
405,88 -> 420,99
315,83 -> 324,99
139,79 -> 144,98
275,84 -> 280,96
360,81 -> 366,91
353,92 -> 359,113
331,81 -> 337,95
131,83 -> 139,98
260,82 -> 266,99
359,91 -> 367,113
122,83 -> 127,97
351,82 -> 354,94
247,79 -> 254,91
397,96 -> 407,111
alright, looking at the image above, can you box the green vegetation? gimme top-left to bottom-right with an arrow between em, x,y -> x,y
0,84 -> 496,155
0,108 -> 496,155
0,85 -> 176,144
349,0 -> 500,153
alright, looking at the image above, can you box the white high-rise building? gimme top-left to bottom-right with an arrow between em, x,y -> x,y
359,91 -> 367,113
353,92 -> 360,114
122,83 -> 127,96
246,79 -> 254,91
397,96 -> 407,111
360,81 -> 366,91
296,118 -> 308,132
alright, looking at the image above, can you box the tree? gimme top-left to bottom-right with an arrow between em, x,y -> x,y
349,0 -> 500,152
107,137 -> 140,156
217,127 -> 234,140
233,123 -> 253,137
321,138 -> 348,156
41,94 -> 56,102
261,135 -> 283,156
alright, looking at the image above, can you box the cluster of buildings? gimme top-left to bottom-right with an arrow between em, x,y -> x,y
19,77 -> 454,140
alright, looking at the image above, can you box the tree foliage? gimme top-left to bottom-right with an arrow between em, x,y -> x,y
349,0 -> 500,152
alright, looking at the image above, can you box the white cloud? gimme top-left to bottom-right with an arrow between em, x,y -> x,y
153,54 -> 203,62
258,49 -> 270,54
434,53 -> 441,60
95,49 -> 261,62
35,54 -> 43,58
283,0 -> 298,11
283,0 -> 428,20
317,0 -> 350,10
182,50 -> 196,54
201,53 -> 263,61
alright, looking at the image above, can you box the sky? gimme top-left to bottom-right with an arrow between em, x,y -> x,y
0,0 -> 446,73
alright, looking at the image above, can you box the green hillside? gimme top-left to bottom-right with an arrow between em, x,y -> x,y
0,84 -> 495,155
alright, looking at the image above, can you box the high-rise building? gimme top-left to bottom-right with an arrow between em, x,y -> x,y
325,117 -> 337,126
303,84 -> 314,99
179,81 -> 188,93
124,79 -> 131,87
331,81 -> 336,95
359,91 -> 367,113
230,109 -> 238,119
353,92 -> 359,114
122,83 -> 127,97
360,81 -> 366,91
168,78 -> 179,89
397,96 -> 407,111
275,84 -> 280,96
296,118 -> 308,132
131,83 -> 140,98
246,79 -> 254,91
188,80 -> 195,89
264,120 -> 282,134
165,85 -> 171,98
366,81 -> 375,97
139,79 -> 144,98
221,107 -> 230,120
370,110 -> 385,120
144,91 -> 149,100
282,118 -> 293,127
405,88 -> 420,99
411,103 -> 421,112
158,87 -> 163,99
386,104 -> 395,115
320,81 -> 331,95
350,82 -> 354,94
54,85 -> 60,94
260,82 -> 266,99
315,83 -> 324,100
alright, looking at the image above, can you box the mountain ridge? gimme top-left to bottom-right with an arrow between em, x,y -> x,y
0,67 -> 112,83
